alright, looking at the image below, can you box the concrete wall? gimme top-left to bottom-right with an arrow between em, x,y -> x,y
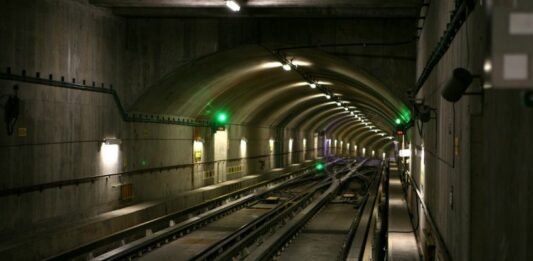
125,17 -> 416,107
0,0 -> 409,254
0,0 -> 130,231
412,1 -> 532,260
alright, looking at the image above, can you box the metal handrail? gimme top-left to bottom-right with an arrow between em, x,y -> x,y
401,165 -> 452,261
0,149 -> 318,197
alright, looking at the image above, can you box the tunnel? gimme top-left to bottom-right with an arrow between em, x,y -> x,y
0,1 -> 532,261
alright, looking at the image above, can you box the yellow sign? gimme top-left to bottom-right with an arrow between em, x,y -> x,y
194,150 -> 202,162
17,128 -> 27,137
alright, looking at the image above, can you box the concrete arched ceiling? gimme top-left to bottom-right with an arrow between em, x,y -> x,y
131,45 -> 409,152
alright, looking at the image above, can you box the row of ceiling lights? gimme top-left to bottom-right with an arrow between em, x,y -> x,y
223,1 -> 395,141
280,58 -> 394,140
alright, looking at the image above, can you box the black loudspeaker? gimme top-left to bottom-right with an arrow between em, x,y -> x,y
522,91 -> 533,108
441,68 -> 473,102
418,105 -> 432,123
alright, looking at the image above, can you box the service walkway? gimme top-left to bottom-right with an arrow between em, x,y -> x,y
387,162 -> 421,261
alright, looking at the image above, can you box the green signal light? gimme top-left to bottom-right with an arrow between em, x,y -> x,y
215,112 -> 228,124
395,118 -> 402,125
315,162 -> 325,171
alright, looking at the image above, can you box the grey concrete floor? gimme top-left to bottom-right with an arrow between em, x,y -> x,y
278,203 -> 357,261
388,169 -> 420,261
138,205 -> 274,260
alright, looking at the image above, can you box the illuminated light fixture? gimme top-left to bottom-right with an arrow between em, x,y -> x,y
315,161 -> 325,171
399,149 -> 411,158
379,133 -> 385,136
336,102 -> 341,106
103,138 -> 122,145
216,112 -> 228,124
483,59 -> 492,73
395,118 -> 402,125
325,94 -> 331,99
282,63 -> 291,71
344,107 -> 348,111
350,111 -> 354,115
309,82 -> 317,89
225,0 -> 241,12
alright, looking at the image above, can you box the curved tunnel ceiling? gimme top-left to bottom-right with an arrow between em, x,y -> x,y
131,45 -> 410,152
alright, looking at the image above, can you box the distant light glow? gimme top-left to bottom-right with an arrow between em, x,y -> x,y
336,102 -> 341,106
399,149 -> 411,157
240,138 -> 247,158
282,63 -> 292,71
288,138 -> 293,152
225,0 -> 240,11
309,82 -> 317,88
325,94 -> 331,99
344,107 -> 348,111
194,140 -> 204,162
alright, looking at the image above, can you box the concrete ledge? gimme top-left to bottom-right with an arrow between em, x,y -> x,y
0,165 -> 309,260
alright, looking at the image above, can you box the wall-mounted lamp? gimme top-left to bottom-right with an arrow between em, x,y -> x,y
103,138 -> 122,145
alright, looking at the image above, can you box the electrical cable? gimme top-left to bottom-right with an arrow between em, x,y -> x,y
452,103 -> 455,168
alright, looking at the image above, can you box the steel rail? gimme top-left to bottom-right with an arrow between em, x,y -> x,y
345,161 -> 384,260
45,161 -> 335,261
242,159 -> 368,261
188,164 -> 354,261
77,160 -> 342,261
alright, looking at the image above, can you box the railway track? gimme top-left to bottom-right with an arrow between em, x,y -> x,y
47,159 -> 345,261
243,161 -> 383,261
190,159 -> 370,261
